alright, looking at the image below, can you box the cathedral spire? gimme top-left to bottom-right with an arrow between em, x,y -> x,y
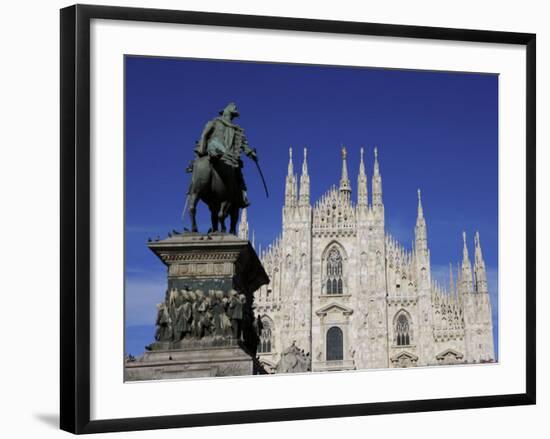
474,231 -> 488,294
415,189 -> 428,253
372,146 -> 383,208
462,231 -> 469,263
299,147 -> 310,206
339,145 -> 351,196
357,147 -> 368,206
460,231 -> 473,294
474,230 -> 484,267
287,146 -> 294,176
238,208 -> 249,240
285,147 -> 297,207
417,188 -> 424,219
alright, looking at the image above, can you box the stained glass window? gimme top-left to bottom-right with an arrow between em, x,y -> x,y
326,247 -> 343,295
396,314 -> 410,346
258,318 -> 272,353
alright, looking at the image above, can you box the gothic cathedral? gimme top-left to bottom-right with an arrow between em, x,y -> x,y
239,146 -> 495,372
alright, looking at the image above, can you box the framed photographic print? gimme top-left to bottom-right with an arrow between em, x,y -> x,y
60,4 -> 536,434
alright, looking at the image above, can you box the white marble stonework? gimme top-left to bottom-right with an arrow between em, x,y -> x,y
241,146 -> 495,372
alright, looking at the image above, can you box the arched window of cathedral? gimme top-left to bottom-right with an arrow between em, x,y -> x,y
326,326 -> 343,361
326,247 -> 344,295
396,313 -> 411,346
257,317 -> 273,353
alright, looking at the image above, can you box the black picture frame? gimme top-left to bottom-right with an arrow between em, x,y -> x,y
60,4 -> 536,434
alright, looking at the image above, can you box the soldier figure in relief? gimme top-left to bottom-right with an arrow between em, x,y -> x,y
154,302 -> 172,342
228,289 -> 244,339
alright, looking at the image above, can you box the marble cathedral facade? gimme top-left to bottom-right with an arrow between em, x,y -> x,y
239,147 -> 495,372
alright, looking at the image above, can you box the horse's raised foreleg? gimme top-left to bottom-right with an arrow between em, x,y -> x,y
188,193 -> 200,233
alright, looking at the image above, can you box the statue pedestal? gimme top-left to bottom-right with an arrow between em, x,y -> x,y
125,340 -> 253,381
125,232 -> 269,381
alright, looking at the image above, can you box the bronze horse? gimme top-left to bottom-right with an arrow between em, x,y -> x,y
187,155 -> 241,234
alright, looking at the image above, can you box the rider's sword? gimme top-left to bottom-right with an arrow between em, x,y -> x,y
253,159 -> 269,198
181,194 -> 190,223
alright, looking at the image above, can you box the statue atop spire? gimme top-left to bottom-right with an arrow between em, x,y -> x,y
339,145 -> 351,196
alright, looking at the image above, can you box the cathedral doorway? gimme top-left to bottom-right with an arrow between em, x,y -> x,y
326,326 -> 343,361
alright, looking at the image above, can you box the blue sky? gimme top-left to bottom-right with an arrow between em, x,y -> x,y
125,56 -> 499,359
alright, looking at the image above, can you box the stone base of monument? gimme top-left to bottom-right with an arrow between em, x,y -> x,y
125,339 -> 253,381
125,232 -> 269,381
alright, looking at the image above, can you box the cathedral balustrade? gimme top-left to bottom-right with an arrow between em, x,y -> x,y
312,229 -> 356,239
255,304 -> 281,314
387,297 -> 417,307
433,328 -> 465,342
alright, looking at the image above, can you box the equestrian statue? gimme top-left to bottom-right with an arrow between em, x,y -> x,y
185,102 -> 268,234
